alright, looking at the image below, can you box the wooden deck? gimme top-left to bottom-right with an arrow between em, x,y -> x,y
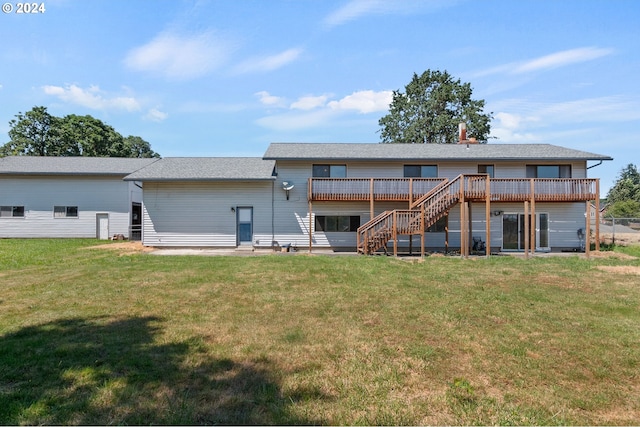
309,176 -> 598,203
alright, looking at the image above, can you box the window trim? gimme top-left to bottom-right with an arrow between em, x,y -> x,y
312,164 -> 347,178
0,205 -> 25,218
403,165 -> 438,178
54,205 -> 79,218
478,164 -> 495,178
315,215 -> 360,232
526,164 -> 572,179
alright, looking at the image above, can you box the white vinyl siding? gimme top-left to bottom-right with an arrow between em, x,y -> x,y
141,181 -> 273,247
0,176 -> 137,238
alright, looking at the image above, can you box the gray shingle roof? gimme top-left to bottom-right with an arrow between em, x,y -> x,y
0,156 -> 159,175
123,157 -> 276,181
263,143 -> 613,161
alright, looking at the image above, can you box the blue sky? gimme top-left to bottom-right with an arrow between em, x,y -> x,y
1,0 -> 639,194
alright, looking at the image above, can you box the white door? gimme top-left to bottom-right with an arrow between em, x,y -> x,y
96,213 -> 109,240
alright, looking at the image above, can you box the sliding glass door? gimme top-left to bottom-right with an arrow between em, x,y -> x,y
502,213 -> 549,251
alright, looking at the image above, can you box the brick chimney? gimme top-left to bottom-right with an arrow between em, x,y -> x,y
458,122 -> 466,143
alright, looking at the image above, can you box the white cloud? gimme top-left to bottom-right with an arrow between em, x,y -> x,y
235,48 -> 303,74
514,47 -> 614,74
42,84 -> 141,111
323,0 -> 453,28
255,89 -> 392,131
124,30 -> 234,80
255,91 -> 285,107
327,90 -> 392,113
291,94 -> 330,110
473,47 -> 614,78
144,108 -> 168,122
489,95 -> 640,143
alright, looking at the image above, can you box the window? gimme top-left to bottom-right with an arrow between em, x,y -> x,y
312,164 -> 347,178
315,215 -> 360,232
526,165 -> 571,178
0,206 -> 24,218
54,206 -> 78,218
427,215 -> 447,232
478,164 -> 494,178
404,165 -> 438,178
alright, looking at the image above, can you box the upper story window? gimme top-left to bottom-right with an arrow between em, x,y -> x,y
526,165 -> 571,178
54,206 -> 78,218
312,164 -> 347,178
403,165 -> 438,178
0,206 -> 24,218
478,164 -> 494,178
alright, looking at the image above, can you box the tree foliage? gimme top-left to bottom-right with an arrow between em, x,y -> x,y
378,70 -> 493,144
606,163 -> 640,204
606,163 -> 640,219
1,106 -> 160,158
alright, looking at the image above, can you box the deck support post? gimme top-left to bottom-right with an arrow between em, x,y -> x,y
595,179 -> 600,251
524,201 -> 530,259
530,179 -> 536,255
409,178 -> 413,208
308,200 -> 313,254
445,214 -> 449,254
369,178 -> 374,221
468,203 -> 473,256
485,177 -> 491,257
393,210 -> 398,257
460,183 -> 466,258
585,201 -> 591,258
421,204 -> 425,258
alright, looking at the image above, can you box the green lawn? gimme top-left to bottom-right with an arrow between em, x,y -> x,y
1,239 -> 639,425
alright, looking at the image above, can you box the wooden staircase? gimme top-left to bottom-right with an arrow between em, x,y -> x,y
357,175 -> 465,254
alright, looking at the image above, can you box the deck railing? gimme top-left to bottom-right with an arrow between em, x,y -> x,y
311,177 -> 597,202
309,178 -> 447,201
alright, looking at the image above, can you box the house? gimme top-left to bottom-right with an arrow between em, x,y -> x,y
0,156 -> 157,239
121,141 -> 611,254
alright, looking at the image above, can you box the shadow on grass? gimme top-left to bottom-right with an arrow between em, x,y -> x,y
0,316 -> 325,425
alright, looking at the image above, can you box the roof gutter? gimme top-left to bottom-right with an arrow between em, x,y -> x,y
587,160 -> 603,170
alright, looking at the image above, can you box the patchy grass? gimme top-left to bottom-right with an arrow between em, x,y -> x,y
1,239 -> 640,425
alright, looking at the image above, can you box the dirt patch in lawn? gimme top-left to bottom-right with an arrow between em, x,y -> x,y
595,265 -> 640,275
85,241 -> 155,255
589,251 -> 637,260
598,232 -> 640,246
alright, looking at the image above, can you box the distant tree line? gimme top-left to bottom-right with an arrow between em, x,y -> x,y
0,106 -> 160,158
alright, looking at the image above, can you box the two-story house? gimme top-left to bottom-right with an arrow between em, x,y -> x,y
121,141 -> 611,254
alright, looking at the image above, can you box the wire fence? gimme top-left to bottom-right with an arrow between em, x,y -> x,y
596,217 -> 640,245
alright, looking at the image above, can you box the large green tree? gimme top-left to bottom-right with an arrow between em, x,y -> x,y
378,69 -> 493,144
606,163 -> 640,219
1,106 -> 160,158
606,163 -> 640,204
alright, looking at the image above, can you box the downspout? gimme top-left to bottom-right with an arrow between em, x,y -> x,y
271,179 -> 275,251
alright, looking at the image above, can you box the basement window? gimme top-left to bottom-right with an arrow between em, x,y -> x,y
0,206 -> 25,217
315,215 -> 360,232
54,206 -> 78,218
427,215 -> 448,233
